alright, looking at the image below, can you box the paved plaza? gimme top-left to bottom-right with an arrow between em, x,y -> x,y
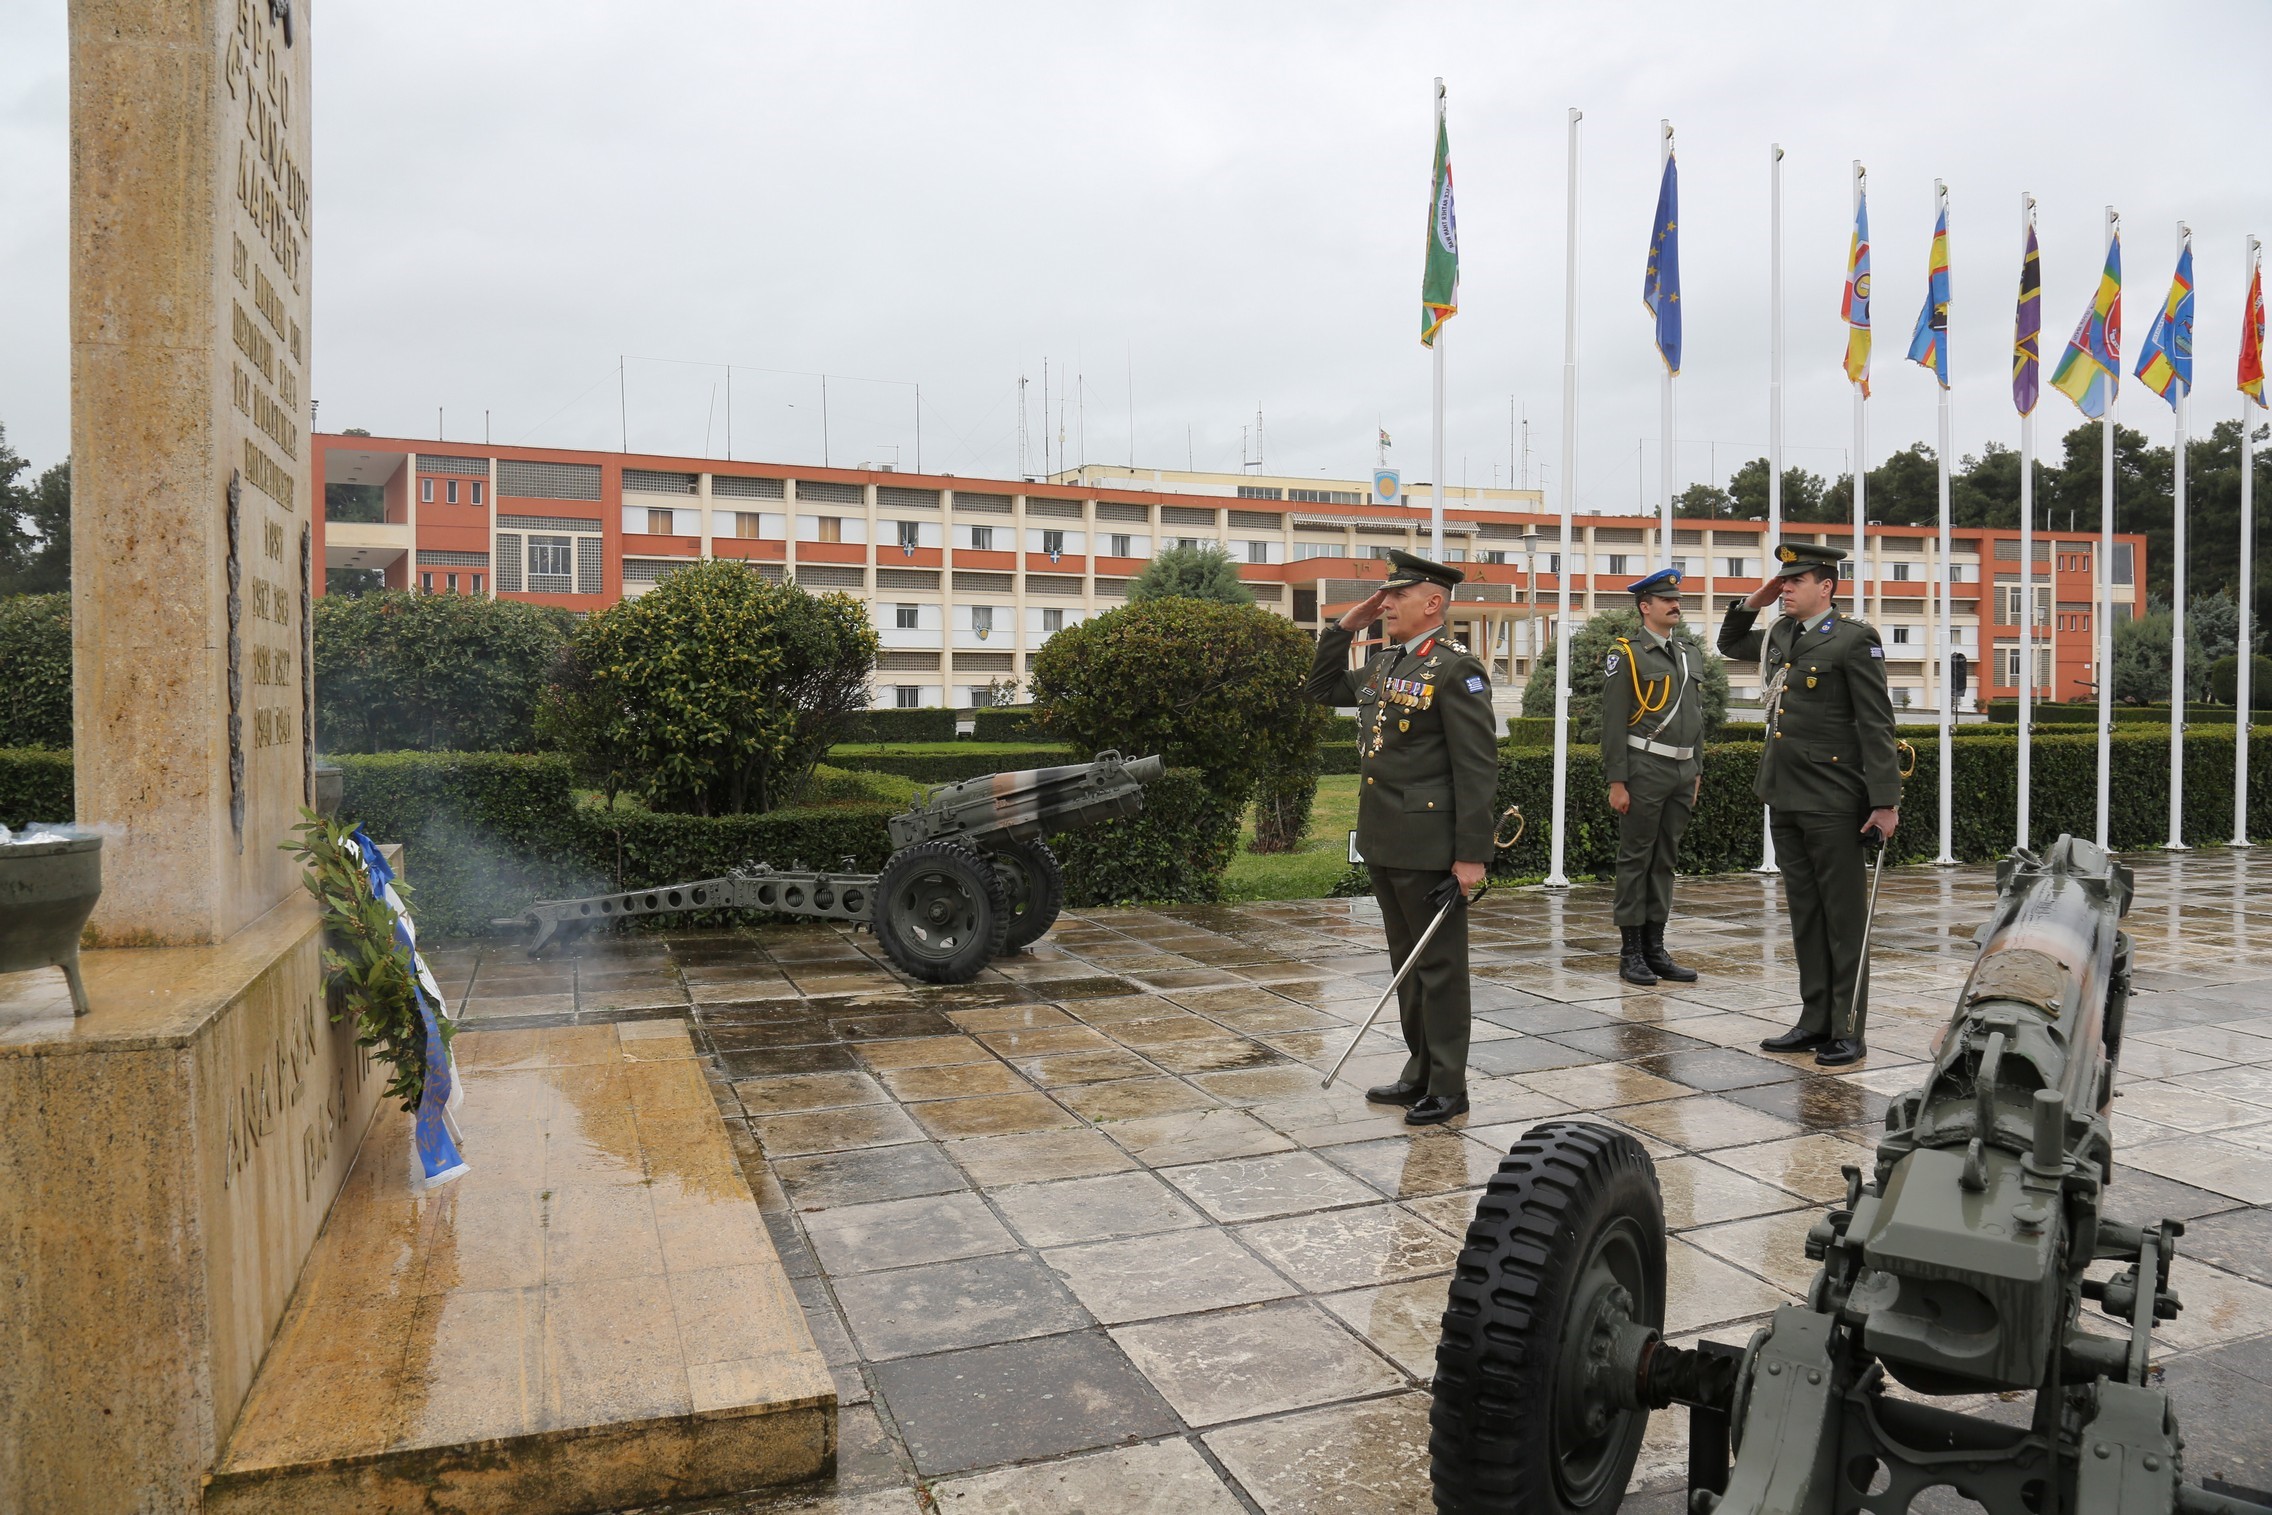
423,850 -> 2272,1514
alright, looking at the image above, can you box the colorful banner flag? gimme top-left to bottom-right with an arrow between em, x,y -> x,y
1642,154 -> 1682,373
2243,255 -> 2266,407
1841,194 -> 1872,396
2051,235 -> 2123,419
350,826 -> 467,1186
2014,223 -> 2042,415
1379,427 -> 1393,449
1420,102 -> 1458,347
2134,241 -> 2195,406
1907,204 -> 1952,387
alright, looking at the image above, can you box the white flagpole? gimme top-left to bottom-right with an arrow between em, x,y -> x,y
1935,180 -> 1956,867
1660,119 -> 1676,567
2097,208 -> 2119,849
2239,233 -> 2261,848
1431,79 -> 1448,563
2018,193 -> 2037,851
1547,107 -> 1582,892
1759,143 -> 1784,875
2166,222 -> 2192,851
1852,162 -> 1868,621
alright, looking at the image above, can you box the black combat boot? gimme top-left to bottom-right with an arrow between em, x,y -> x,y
1641,921 -> 1698,983
1618,926 -> 1658,986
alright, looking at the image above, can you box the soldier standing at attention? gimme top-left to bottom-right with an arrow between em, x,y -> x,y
1602,568 -> 1704,987
1304,549 -> 1499,1125
1717,541 -> 1901,1068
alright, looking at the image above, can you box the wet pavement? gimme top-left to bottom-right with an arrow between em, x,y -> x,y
426,849 -> 2272,1514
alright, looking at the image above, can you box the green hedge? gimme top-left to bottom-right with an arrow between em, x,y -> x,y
824,743 -> 1076,785
840,708 -> 958,743
0,748 -> 73,829
0,595 -> 71,749
1504,716 -> 1577,746
1491,725 -> 2272,881
971,706 -> 1044,742
1049,767 -> 1244,906
1985,701 -> 2232,725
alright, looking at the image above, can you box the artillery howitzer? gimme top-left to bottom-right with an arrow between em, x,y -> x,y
496,752 -> 1162,983
1430,835 -> 2272,1515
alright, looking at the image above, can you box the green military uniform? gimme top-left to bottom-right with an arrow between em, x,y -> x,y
1304,553 -> 1499,1106
1717,543 -> 1902,1051
1601,567 -> 1706,986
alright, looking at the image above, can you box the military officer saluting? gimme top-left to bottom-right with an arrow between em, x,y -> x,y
1602,567 -> 1704,988
1304,549 -> 1499,1125
1717,541 -> 1902,1068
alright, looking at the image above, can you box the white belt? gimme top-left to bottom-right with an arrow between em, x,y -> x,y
1627,735 -> 1694,760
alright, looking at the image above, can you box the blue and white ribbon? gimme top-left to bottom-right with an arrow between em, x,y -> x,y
349,826 -> 468,1187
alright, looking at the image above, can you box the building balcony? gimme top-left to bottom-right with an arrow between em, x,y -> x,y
323,519 -> 409,573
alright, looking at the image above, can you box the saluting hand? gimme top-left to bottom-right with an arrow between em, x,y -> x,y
1339,588 -> 1390,631
1743,580 -> 1782,612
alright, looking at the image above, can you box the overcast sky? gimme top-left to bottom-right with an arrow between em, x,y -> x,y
5,2 -> 2270,511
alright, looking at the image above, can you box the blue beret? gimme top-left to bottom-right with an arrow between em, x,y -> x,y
1626,567 -> 1682,597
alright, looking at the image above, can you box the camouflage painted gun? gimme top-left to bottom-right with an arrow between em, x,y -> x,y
1429,835 -> 2272,1515
496,752 -> 1163,983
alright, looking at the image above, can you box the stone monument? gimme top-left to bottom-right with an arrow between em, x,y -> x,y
1,3 -> 383,1510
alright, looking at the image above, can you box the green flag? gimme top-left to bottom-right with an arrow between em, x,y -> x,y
1421,96 -> 1458,346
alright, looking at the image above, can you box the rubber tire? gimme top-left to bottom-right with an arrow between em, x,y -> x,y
875,841 -> 1007,984
992,839 -> 1065,952
1430,1120 -> 1667,1515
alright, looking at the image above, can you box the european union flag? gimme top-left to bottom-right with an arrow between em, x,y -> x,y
1642,154 -> 1681,374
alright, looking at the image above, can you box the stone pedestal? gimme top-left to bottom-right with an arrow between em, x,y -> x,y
0,895 -> 382,1514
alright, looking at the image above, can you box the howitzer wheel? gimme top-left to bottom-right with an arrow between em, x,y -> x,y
1431,1121 -> 1665,1515
875,841 -> 1008,984
991,839 -> 1065,952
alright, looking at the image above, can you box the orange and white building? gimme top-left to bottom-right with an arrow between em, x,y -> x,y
313,434 -> 2144,714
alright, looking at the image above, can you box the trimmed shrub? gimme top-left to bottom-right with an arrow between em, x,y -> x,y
1050,768 -> 1244,906
1251,759 -> 1320,854
822,743 -> 1076,786
1504,716 -> 1578,747
971,705 -> 1044,742
841,708 -> 958,743
1984,701 -> 2231,725
0,593 -> 71,748
0,747 -> 73,828
313,590 -> 575,753
2209,656 -> 2272,709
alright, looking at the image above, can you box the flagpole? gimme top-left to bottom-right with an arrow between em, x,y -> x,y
2166,222 -> 2192,851
1660,119 -> 1676,567
1934,180 -> 1956,867
1759,143 -> 1784,875
1431,79 -> 1448,563
1547,108 -> 1582,892
2240,233 -> 2261,848
1852,162 -> 1868,621
2097,208 -> 2118,850
2018,192 -> 2037,852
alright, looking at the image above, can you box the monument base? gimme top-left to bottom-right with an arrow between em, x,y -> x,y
0,893 -> 379,1515
203,1021 -> 835,1515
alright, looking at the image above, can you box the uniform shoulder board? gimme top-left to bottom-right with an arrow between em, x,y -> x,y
1448,639 -> 1470,655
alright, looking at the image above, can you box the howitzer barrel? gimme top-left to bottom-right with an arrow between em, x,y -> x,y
886,751 -> 1163,852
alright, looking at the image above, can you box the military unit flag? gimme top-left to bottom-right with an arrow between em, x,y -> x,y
2134,241 -> 2195,405
2244,254 -> 2267,406
1907,204 -> 1952,387
2014,223 -> 2042,415
1420,99 -> 1458,347
2051,235 -> 2123,419
1841,194 -> 1872,395
1643,153 -> 1682,373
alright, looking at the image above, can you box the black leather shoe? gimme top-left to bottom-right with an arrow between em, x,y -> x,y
1813,1038 -> 1867,1068
1760,1026 -> 1830,1053
1405,1094 -> 1470,1126
1365,1080 -> 1425,1106
1618,926 -> 1658,987
1641,922 -> 1699,983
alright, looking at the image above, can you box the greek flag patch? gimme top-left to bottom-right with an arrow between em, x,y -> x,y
1869,645 -> 1884,657
1465,675 -> 1486,693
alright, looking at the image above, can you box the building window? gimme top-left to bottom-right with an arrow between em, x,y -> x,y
895,604 -> 918,630
896,521 -> 922,550
1723,557 -> 1746,577
1173,536 -> 1203,551
1891,561 -> 1911,581
971,606 -> 994,636
1445,548 -> 1467,562
472,481 -> 485,506
646,508 -> 673,535
736,512 -> 761,539
1892,626 -> 1910,644
420,572 -> 434,591
1368,545 -> 1396,561
1041,529 -> 1065,556
817,516 -> 843,544
445,573 -> 458,593
969,525 -> 996,551
529,536 -> 573,584
419,479 -> 433,503
1107,533 -> 1132,557
445,480 -> 459,505
471,574 -> 483,595
1236,485 -> 1283,499
1042,607 -> 1064,633
895,686 -> 921,709
1480,550 -> 1509,565
1668,557 -> 1689,575
2113,544 -> 2135,586
1606,554 -> 1630,576
1246,540 -> 1269,564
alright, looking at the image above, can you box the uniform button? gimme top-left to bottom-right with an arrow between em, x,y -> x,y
1366,776 -> 1375,785
1427,801 -> 1435,809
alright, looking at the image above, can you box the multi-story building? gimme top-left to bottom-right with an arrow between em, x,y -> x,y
312,434 -> 2143,714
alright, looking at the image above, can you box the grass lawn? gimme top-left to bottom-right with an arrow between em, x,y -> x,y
1221,774 -> 1363,903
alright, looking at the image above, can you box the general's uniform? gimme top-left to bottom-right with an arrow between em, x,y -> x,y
1601,576 -> 1705,986
1717,545 -> 1901,1053
1304,555 -> 1498,1108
